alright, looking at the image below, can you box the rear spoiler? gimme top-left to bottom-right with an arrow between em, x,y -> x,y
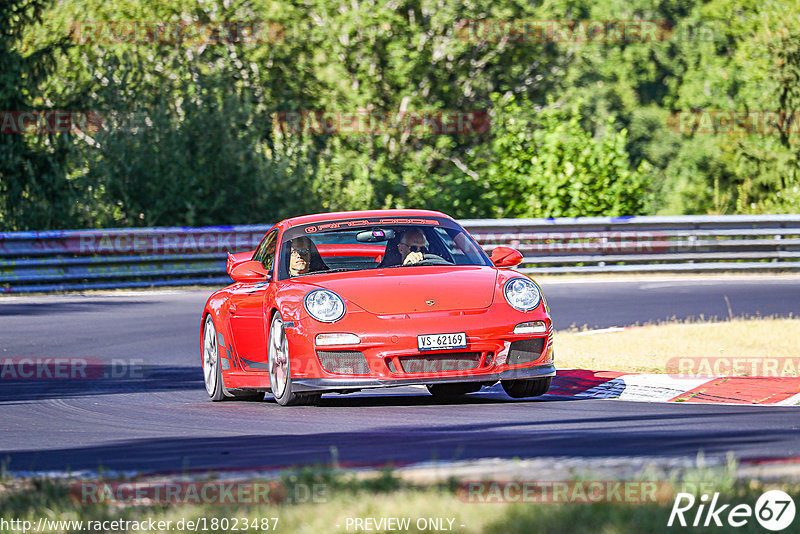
226,250 -> 255,276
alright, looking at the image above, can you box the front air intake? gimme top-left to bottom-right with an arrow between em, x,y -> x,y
399,352 -> 481,373
316,350 -> 370,375
507,338 -> 546,365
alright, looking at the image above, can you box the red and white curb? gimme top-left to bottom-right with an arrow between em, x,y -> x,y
550,370 -> 800,405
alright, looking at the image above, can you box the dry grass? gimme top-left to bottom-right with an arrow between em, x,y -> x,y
554,318 -> 800,374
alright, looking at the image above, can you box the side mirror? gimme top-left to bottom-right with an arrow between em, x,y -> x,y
490,246 -> 523,268
230,260 -> 272,283
227,250 -> 255,274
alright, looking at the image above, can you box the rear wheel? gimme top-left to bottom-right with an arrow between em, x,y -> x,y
202,315 -> 226,401
501,377 -> 552,398
426,383 -> 483,398
268,313 -> 320,406
203,315 -> 265,401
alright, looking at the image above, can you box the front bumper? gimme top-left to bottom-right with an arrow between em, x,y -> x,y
291,363 -> 556,392
282,303 -> 554,392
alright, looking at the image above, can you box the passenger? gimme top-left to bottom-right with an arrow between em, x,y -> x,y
288,236 -> 328,277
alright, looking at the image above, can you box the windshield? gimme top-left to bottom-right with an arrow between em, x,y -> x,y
277,216 -> 491,280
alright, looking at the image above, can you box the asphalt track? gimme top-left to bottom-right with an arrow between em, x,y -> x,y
1,276 -> 799,475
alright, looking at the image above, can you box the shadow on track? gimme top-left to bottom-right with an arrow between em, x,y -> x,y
0,299 -> 156,317
3,408 -> 797,474
0,365 -> 203,403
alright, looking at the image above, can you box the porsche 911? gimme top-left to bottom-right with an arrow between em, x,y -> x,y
200,209 -> 554,405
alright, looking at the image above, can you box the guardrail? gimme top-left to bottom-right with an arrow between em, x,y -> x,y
463,214 -> 800,275
2,215 -> 799,293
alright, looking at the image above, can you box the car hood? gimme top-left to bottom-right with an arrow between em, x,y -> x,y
309,266 -> 498,314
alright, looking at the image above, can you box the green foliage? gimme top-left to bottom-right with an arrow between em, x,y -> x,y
657,0 -> 800,213
481,95 -> 651,217
0,0 -> 77,230
78,55 -> 320,227
2,0 -> 800,230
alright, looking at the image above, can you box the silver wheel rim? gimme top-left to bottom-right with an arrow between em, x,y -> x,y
203,316 -> 218,396
269,317 -> 289,398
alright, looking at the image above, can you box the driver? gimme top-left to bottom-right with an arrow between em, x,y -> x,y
397,228 -> 428,266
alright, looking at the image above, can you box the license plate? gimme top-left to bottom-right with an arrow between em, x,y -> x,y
417,332 -> 467,351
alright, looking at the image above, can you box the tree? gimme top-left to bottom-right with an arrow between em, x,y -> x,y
479,95 -> 652,217
0,0 -> 76,230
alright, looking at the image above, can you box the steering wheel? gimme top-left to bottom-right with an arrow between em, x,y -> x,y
412,253 -> 453,266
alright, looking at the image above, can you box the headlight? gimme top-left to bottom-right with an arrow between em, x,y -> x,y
304,289 -> 346,322
504,277 -> 542,311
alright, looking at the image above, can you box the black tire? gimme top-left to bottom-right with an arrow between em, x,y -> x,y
203,315 -> 265,402
426,383 -> 483,398
501,377 -> 552,398
268,313 -> 319,406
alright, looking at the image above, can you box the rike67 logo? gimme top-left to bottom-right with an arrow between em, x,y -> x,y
668,490 -> 796,531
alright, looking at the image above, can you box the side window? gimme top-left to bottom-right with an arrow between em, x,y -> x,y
253,230 -> 279,274
434,227 -> 468,264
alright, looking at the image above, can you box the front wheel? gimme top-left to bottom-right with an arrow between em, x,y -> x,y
268,313 -> 320,406
501,377 -> 552,398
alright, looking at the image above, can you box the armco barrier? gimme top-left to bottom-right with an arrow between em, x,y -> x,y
0,226 -> 268,293
462,214 -> 800,274
1,215 -> 799,293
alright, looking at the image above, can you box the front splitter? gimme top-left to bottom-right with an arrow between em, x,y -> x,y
291,364 -> 556,392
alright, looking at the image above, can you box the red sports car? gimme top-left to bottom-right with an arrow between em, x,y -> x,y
200,209 -> 554,406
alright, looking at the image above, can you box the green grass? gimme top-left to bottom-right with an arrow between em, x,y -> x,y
2,463 -> 799,534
